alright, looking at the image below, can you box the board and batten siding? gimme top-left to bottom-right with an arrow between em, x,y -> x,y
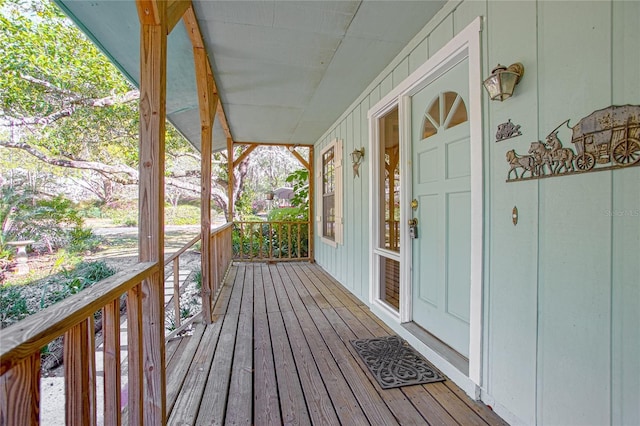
314,1 -> 639,425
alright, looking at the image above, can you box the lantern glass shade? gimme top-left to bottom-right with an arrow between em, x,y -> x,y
483,63 -> 524,101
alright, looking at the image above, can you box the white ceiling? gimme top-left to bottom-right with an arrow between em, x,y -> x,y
55,0 -> 447,152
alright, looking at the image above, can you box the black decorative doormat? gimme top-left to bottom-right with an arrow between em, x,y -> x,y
350,335 -> 445,389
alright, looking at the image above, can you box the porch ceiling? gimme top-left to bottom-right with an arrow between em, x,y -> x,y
54,0 -> 446,153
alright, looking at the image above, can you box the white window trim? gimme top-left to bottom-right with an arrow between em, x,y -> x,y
317,138 -> 343,247
367,17 -> 483,388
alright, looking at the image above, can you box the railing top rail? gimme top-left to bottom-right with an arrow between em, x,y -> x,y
164,223 -> 233,264
164,234 -> 201,263
0,261 -> 158,375
233,220 -> 310,224
212,222 -> 234,233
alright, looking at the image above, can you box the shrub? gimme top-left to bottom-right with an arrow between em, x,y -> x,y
0,260 -> 116,328
0,285 -> 32,328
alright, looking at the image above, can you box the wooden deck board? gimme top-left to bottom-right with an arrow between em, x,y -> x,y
166,262 -> 506,426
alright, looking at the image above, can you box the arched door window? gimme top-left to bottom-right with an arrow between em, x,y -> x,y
422,91 -> 468,139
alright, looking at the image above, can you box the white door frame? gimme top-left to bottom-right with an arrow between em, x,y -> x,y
368,17 -> 483,385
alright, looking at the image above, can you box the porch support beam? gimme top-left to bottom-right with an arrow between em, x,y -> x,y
182,6 -> 233,142
166,0 -> 191,33
232,144 -> 258,168
193,43 -> 218,324
135,0 -> 167,423
308,146 -> 315,261
235,141 -> 313,148
227,137 -> 234,220
290,148 -> 310,171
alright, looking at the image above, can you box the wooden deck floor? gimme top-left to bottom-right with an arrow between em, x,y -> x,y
164,262 -> 507,425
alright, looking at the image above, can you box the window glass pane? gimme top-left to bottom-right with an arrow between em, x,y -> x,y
322,145 -> 335,240
323,194 -> 335,239
379,107 -> 400,252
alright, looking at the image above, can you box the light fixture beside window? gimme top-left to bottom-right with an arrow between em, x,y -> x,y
483,63 -> 524,101
351,147 -> 365,177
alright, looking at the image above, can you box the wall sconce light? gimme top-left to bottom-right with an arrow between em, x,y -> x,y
483,63 -> 524,101
351,147 -> 365,177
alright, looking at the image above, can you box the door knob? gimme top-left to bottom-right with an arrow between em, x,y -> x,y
408,218 -> 418,226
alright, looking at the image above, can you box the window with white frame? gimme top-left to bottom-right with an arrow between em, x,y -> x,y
318,139 -> 343,246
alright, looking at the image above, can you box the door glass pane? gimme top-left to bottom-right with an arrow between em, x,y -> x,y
379,257 -> 400,310
378,107 -> 400,252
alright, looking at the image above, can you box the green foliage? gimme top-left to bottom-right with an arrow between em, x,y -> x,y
67,226 -> 102,254
285,168 -> 310,211
39,261 -> 115,310
0,260 -> 115,328
193,269 -> 202,291
0,0 -> 139,163
165,204 -> 199,226
104,204 -> 138,227
10,194 -> 88,253
0,285 -> 31,327
232,209 -> 309,259
235,187 -> 257,220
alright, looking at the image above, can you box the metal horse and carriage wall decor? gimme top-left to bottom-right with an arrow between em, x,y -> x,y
506,105 -> 640,182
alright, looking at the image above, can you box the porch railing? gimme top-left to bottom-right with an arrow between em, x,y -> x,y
164,234 -> 200,331
232,220 -> 311,262
0,261 -> 159,425
0,223 -> 235,425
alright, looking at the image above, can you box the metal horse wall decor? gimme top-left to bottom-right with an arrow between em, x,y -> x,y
506,105 -> 640,182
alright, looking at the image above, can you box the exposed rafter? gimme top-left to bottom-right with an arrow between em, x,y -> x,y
232,145 -> 258,168
166,0 -> 191,33
135,0 -> 160,25
182,6 -> 233,144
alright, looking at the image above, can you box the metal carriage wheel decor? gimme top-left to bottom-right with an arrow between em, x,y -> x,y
505,104 -> 640,182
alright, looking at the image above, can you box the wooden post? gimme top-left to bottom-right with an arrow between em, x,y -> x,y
136,0 -> 167,423
102,300 -> 122,426
0,353 -> 40,425
193,45 -> 218,324
227,138 -> 234,221
308,147 -> 315,262
64,318 -> 96,426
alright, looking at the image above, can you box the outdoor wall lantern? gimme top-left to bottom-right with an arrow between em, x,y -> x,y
351,147 -> 365,177
483,63 -> 525,101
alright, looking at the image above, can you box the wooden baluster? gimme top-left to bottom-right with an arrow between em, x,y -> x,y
288,222 -> 292,260
173,258 -> 181,328
0,352 -> 40,426
269,222 -> 273,261
249,223 -> 254,261
126,285 -> 143,425
103,300 -> 122,426
64,317 -> 96,426
278,223 -> 282,259
297,223 -> 301,259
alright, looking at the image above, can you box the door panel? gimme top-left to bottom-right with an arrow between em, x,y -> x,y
411,58 -> 470,357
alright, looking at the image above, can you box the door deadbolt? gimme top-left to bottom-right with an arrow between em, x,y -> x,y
411,199 -> 419,210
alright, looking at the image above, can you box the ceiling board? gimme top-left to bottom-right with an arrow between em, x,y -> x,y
55,0 -> 447,152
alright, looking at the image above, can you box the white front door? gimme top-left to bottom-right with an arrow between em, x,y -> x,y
410,58 -> 471,357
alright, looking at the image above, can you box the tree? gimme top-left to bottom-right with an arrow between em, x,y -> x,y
0,0 -> 200,199
0,0 -> 304,222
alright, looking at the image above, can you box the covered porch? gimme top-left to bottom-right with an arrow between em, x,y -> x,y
165,261 -> 506,425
